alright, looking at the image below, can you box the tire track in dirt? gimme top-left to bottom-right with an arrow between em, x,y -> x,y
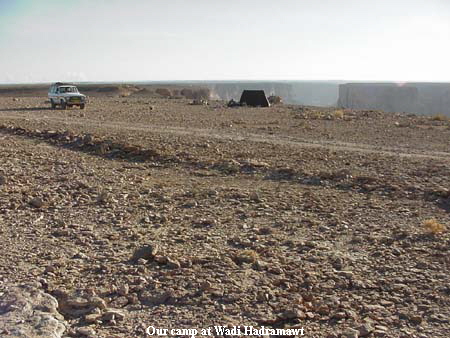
1,113 -> 450,161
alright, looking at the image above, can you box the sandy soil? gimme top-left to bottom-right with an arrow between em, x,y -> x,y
0,95 -> 449,338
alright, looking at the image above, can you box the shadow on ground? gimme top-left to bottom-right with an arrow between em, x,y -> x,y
1,123 -> 449,214
0,107 -> 53,112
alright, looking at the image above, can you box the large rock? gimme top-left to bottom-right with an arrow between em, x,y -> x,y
0,284 -> 67,338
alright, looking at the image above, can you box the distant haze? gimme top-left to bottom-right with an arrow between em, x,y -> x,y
1,0 -> 449,83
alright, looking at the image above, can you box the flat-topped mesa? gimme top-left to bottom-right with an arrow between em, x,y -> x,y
338,83 -> 450,116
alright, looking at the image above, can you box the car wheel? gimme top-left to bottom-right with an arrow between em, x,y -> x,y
61,100 -> 67,110
80,103 -> 85,109
50,99 -> 56,109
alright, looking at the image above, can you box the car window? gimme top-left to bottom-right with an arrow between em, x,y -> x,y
53,86 -> 79,93
61,87 -> 77,93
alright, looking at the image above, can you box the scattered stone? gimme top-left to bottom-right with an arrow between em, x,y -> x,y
357,323 -> 373,337
110,296 -> 129,308
316,305 -> 330,315
342,328 -> 359,338
140,290 -> 172,305
337,271 -> 354,279
83,134 -> 94,144
84,313 -> 102,324
136,258 -> 147,265
258,227 -> 274,235
333,312 -> 347,320
234,250 -> 258,264
102,309 -> 126,322
118,284 -> 129,296
200,281 -> 213,291
131,244 -> 158,262
29,197 -> 44,208
44,265 -> 56,273
154,255 -> 168,264
96,190 -> 111,203
166,257 -> 181,269
126,294 -> 139,305
77,327 -> 96,337
280,309 -> 306,320
89,296 -> 107,310
409,314 -> 423,325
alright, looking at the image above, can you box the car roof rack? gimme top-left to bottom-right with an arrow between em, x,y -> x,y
54,82 -> 76,86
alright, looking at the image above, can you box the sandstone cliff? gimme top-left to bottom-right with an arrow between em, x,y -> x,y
338,83 -> 450,115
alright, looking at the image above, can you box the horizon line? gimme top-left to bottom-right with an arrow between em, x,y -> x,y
2,79 -> 450,86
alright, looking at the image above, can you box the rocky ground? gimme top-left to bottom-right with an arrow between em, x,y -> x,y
0,95 -> 449,337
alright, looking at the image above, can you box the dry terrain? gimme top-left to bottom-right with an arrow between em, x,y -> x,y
0,93 -> 449,338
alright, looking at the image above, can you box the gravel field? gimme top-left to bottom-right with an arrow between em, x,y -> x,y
0,95 -> 449,338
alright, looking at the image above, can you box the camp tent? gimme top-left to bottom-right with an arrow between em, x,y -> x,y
239,90 -> 270,107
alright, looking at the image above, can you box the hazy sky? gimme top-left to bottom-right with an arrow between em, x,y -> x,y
1,0 -> 449,83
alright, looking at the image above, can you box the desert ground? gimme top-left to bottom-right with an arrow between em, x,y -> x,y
0,89 -> 449,338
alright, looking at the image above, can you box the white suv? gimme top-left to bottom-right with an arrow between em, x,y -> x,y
48,82 -> 86,109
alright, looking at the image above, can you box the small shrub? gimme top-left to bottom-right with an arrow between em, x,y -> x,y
331,110 -> 345,119
268,95 -> 283,104
308,111 -> 323,119
431,114 -> 449,121
423,219 -> 446,235
234,250 -> 258,264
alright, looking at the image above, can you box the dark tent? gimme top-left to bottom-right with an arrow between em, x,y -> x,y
239,90 -> 270,107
